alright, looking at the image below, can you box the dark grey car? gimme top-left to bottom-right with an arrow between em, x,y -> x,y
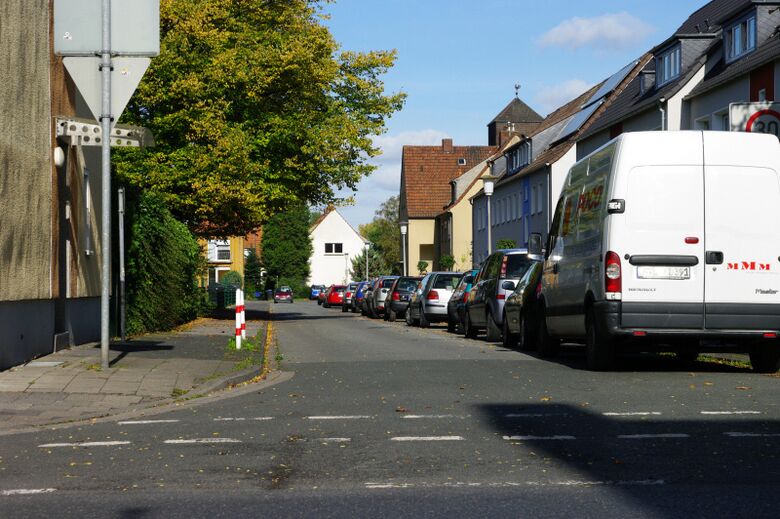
384,276 -> 423,322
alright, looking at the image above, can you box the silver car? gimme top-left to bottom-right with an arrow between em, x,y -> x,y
368,276 -> 399,318
406,272 -> 463,328
342,282 -> 359,313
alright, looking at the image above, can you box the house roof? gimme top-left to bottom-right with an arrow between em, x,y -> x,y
309,205 -> 366,242
686,26 -> 780,99
489,97 -> 544,125
401,140 -> 497,218
674,0 -> 750,35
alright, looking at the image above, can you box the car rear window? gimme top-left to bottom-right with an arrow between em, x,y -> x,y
381,279 -> 396,288
336,288 -> 345,294
433,275 -> 462,289
396,279 -> 419,292
504,255 -> 534,279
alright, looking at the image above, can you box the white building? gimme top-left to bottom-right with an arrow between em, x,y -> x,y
309,207 -> 366,286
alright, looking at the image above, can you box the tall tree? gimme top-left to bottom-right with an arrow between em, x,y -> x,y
115,0 -> 405,237
359,195 -> 400,274
261,205 -> 313,295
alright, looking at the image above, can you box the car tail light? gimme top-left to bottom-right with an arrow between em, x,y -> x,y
764,333 -> 777,339
605,251 -> 622,300
392,291 -> 400,301
346,292 -> 352,299
497,294 -> 505,300
427,290 -> 439,301
500,256 -> 508,278
463,293 -> 469,303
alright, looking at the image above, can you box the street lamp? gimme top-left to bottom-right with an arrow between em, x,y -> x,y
344,252 -> 350,284
364,241 -> 370,281
483,176 -> 497,255
399,221 -> 408,276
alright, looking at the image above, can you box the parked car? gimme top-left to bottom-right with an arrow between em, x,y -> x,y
310,285 -> 326,300
464,249 -> 542,341
535,131 -> 780,372
323,285 -> 346,308
367,276 -> 399,318
447,269 -> 479,333
384,276 -> 423,322
502,262 -> 543,349
351,281 -> 369,313
273,286 -> 293,304
360,280 -> 375,316
406,272 -> 463,328
342,282 -> 360,313
317,287 -> 328,306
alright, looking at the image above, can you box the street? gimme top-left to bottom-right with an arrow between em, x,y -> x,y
1,300 -> 779,518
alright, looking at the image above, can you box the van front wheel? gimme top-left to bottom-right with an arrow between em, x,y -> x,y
749,345 -> 780,374
586,308 -> 614,371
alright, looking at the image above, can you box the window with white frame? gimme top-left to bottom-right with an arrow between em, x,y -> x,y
208,240 -> 231,262
325,243 -> 343,254
725,13 -> 756,62
656,44 -> 681,86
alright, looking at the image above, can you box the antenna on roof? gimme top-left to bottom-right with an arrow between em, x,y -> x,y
514,83 -> 521,98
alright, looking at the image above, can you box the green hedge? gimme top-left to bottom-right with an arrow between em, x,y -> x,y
125,192 -> 208,334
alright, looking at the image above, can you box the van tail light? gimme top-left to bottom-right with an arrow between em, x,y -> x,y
605,251 -> 622,300
427,290 -> 440,301
392,291 -> 400,301
500,256 -> 508,278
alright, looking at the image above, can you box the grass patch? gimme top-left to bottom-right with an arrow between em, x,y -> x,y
696,355 -> 752,370
83,362 -> 102,372
171,387 -> 188,398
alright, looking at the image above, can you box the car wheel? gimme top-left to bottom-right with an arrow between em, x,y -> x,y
749,344 -> 780,373
447,316 -> 456,333
502,313 -> 518,349
536,305 -> 560,358
485,310 -> 501,342
419,307 -> 430,328
387,308 -> 397,322
405,306 -> 413,326
342,304 -> 348,313
586,307 -> 614,371
464,311 -> 478,339
518,311 -> 535,352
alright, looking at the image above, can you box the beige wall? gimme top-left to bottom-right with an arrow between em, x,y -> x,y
448,185 -> 482,272
407,219 -> 435,275
0,0 -> 54,302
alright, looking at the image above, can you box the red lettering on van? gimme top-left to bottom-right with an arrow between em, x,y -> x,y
727,262 -> 771,271
759,263 -> 771,271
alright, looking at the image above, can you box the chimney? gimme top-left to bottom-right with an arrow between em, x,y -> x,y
442,138 -> 453,153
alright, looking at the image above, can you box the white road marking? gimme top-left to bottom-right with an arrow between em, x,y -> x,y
213,417 -> 246,422
603,412 -> 662,416
701,411 -> 761,415
503,435 -> 576,441
724,432 -> 780,438
402,414 -> 460,419
117,419 -> 180,425
252,417 -> 275,421
38,441 -> 131,448
390,436 -> 464,442
617,434 -> 690,439
164,438 -> 242,444
364,480 -> 664,489
0,488 -> 57,496
320,438 -> 351,443
306,415 -> 373,420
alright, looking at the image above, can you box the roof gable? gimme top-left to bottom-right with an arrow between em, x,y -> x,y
489,98 -> 544,125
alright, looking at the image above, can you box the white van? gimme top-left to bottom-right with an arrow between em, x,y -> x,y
532,131 -> 780,372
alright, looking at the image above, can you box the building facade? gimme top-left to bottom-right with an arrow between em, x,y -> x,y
308,207 -> 366,286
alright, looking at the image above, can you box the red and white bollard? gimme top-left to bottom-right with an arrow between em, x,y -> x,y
235,288 -> 242,349
240,289 -> 246,339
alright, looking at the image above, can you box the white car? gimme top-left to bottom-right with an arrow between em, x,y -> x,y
533,131 -> 780,372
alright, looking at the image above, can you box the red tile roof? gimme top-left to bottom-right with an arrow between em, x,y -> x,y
401,140 -> 497,219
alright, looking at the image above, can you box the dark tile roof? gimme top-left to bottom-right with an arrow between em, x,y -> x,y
687,26 -> 780,99
489,98 -> 544,124
401,141 -> 497,218
674,0 -> 751,34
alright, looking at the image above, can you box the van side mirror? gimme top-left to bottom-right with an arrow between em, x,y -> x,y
528,233 -> 543,255
501,280 -> 516,291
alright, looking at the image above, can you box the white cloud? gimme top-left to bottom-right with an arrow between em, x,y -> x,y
538,12 -> 654,51
337,129 -> 450,227
535,79 -> 593,114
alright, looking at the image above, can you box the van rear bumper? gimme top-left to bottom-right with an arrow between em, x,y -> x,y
594,301 -> 780,337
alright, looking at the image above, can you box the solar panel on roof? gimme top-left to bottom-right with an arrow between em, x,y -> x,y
555,99 -> 604,142
582,60 -> 639,109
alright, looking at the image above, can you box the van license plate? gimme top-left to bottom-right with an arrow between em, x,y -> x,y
637,266 -> 690,280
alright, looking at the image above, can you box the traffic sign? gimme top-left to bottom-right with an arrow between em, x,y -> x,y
730,102 -> 780,139
63,57 -> 150,128
54,0 -> 160,56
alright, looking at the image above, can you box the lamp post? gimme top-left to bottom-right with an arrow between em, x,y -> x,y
344,252 -> 350,284
483,176 -> 496,255
399,221 -> 408,276
364,241 -> 370,281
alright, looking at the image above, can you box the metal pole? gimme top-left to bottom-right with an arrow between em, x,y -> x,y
118,187 -> 126,343
401,234 -> 407,276
365,246 -> 369,281
100,0 -> 112,369
486,196 -> 493,256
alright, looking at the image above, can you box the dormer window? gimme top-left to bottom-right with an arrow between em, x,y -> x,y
457,158 -> 466,166
725,12 -> 756,63
656,44 -> 681,87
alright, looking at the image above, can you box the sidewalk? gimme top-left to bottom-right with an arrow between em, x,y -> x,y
0,301 -> 271,434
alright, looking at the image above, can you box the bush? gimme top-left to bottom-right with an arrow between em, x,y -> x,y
417,260 -> 429,275
497,238 -> 518,250
220,270 -> 243,288
125,192 -> 208,335
439,255 -> 455,271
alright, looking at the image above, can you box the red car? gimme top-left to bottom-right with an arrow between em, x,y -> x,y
323,285 -> 346,308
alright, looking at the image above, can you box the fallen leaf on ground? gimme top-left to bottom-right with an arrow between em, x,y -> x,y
395,406 -> 409,413
736,386 -> 751,391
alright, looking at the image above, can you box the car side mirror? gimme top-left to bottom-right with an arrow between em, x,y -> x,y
528,233 -> 543,256
463,275 -> 474,284
501,280 -> 516,291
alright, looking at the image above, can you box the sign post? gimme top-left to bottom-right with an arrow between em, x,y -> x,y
55,0 -> 159,369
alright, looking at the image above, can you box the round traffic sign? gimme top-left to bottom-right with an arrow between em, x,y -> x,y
745,109 -> 780,137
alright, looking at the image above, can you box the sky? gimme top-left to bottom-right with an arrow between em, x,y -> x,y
322,0 -> 709,228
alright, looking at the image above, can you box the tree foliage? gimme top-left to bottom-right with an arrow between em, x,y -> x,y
114,0 -> 405,237
350,249 -> 388,281
497,238 -> 518,250
244,248 -> 264,295
358,195 -> 400,274
261,205 -> 313,296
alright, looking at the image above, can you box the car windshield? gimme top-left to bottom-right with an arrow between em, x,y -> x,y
336,288 -> 345,294
381,279 -> 396,288
433,274 -> 462,289
504,255 -> 534,279
396,279 -> 418,292
278,289 -> 291,294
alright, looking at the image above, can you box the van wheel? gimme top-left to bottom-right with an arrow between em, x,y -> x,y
447,317 -> 456,333
586,308 -> 614,371
502,314 -> 518,349
464,312 -> 478,339
419,308 -> 430,328
749,346 -> 780,373
536,306 -> 560,358
486,311 -> 501,342
387,308 -> 397,322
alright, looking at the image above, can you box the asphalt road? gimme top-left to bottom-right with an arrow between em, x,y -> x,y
1,300 -> 779,518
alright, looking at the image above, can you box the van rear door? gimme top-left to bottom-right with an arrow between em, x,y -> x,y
703,132 -> 780,330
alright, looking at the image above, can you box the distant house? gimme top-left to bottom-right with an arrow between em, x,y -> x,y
202,237 -> 246,286
309,206 -> 366,286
